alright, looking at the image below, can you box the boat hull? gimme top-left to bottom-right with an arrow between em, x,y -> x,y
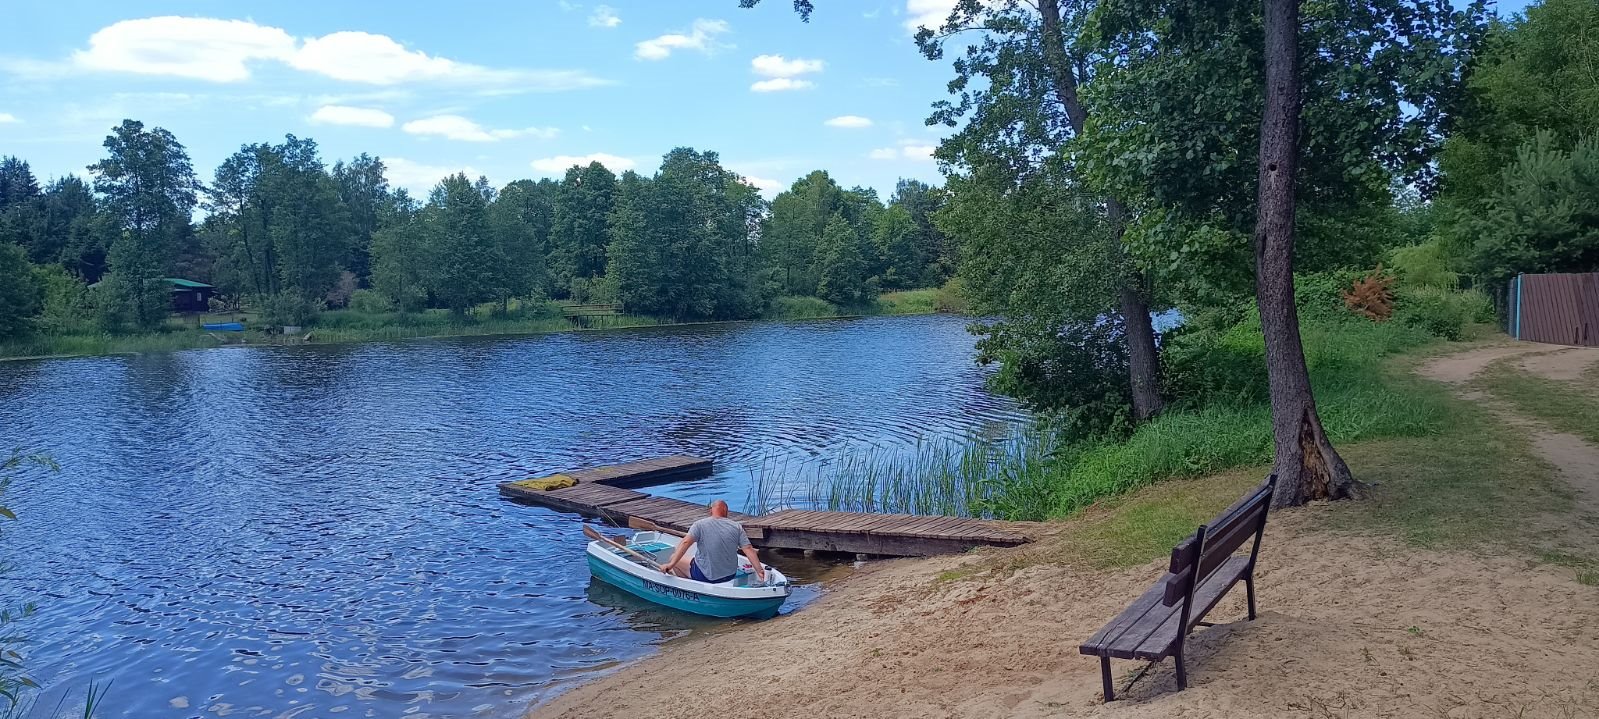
586,555 -> 787,619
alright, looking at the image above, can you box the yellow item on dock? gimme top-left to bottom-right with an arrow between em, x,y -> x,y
518,474 -> 577,491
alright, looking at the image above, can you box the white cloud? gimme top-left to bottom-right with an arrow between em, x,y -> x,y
905,0 -> 959,33
0,113 -> 18,124
530,153 -> 636,174
751,78 -> 814,92
738,174 -> 783,197
402,114 -> 559,142
750,54 -> 823,78
868,143 -> 935,161
30,16 -> 609,92
309,104 -> 394,128
824,115 -> 873,128
385,157 -> 484,197
635,19 -> 730,61
589,6 -> 622,28
71,17 -> 296,82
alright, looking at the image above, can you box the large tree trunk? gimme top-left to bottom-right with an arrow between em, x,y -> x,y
1255,0 -> 1361,507
1038,0 -> 1165,422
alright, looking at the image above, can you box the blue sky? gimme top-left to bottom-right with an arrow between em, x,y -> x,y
0,1 -> 968,200
0,0 -> 1535,201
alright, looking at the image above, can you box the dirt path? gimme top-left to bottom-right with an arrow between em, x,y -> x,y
1420,342 -> 1599,513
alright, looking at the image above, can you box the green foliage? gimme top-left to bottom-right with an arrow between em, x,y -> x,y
1388,240 -> 1459,289
815,212 -> 873,306
1459,133 -> 1599,285
1076,0 -> 1482,294
606,149 -> 766,320
31,264 -> 92,335
256,289 -> 321,327
0,244 -> 41,340
347,289 -> 393,315
1051,315 -> 1446,516
370,198 -> 432,313
90,120 -> 197,331
979,317 -> 1134,439
747,429 -> 1063,521
1393,285 -> 1492,341
876,289 -> 938,315
764,295 -> 838,320
426,174 -> 501,315
549,162 -> 617,296
1440,0 -> 1599,205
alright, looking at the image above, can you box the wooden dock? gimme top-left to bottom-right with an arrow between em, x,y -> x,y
499,456 -> 1030,557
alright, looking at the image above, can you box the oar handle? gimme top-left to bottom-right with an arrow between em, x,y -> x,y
627,516 -> 686,537
583,524 -> 663,571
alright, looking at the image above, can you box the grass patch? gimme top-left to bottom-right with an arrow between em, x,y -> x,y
876,289 -> 940,316
1475,358 -> 1599,445
764,296 -> 841,320
1049,320 -> 1449,516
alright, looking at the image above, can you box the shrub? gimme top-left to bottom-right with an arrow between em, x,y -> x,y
348,289 -> 395,315
1294,269 -> 1365,320
257,290 -> 322,328
1341,267 -> 1397,321
1394,286 -> 1493,340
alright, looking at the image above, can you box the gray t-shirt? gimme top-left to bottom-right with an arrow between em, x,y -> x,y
687,516 -> 750,581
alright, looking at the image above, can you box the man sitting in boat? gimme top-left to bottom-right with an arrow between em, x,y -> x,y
660,500 -> 766,585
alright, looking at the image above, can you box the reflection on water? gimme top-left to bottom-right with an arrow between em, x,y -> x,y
0,315 -> 1021,718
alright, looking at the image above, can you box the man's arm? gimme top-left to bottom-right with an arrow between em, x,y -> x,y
740,545 -> 766,582
661,534 -> 695,574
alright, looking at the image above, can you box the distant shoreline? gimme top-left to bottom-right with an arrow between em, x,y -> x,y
0,300 -> 949,363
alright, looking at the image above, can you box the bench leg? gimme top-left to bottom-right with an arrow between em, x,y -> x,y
1245,574 -> 1258,621
1100,656 -> 1115,702
1174,649 -> 1188,691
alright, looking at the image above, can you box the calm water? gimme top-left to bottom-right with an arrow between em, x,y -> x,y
0,314 -> 1022,718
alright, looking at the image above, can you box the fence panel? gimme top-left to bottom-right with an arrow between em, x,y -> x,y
1514,272 -> 1599,347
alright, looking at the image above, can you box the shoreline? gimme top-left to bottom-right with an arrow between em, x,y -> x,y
522,343 -> 1599,719
0,308 -> 946,364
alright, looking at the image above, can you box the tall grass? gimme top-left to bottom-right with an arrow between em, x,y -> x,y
748,429 -> 1063,520
876,288 -> 940,315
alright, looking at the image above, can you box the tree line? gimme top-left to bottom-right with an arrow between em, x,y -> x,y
0,123 -> 953,337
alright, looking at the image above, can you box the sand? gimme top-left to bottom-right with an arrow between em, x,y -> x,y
528,515 -> 1599,719
529,344 -> 1599,719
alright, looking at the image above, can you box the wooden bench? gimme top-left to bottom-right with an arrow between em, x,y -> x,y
1079,475 -> 1277,701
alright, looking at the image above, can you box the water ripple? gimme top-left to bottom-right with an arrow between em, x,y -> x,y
0,315 -> 1021,718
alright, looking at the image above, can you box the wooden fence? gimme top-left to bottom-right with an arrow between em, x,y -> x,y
1508,272 -> 1599,347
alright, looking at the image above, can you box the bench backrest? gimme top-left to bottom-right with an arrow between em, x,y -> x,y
1162,475 -> 1276,606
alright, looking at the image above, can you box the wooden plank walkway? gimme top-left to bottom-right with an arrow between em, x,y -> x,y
498,456 -> 1030,557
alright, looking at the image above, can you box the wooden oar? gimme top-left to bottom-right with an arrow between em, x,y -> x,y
582,524 -> 664,571
627,516 -> 685,537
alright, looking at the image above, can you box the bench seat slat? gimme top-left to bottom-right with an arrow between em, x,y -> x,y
1080,555 -> 1251,661
1131,556 -> 1250,661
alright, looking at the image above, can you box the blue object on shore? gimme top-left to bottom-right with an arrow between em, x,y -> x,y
203,322 -> 245,332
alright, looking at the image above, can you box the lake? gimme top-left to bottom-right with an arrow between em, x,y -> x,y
0,314 -> 1022,718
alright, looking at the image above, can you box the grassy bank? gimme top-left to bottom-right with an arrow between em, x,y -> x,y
762,288 -> 944,320
0,289 -> 950,361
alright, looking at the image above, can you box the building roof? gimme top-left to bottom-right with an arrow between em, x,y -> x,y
164,278 -> 214,289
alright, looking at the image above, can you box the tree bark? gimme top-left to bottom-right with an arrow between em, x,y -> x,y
1255,0 -> 1361,507
1038,0 -> 1164,422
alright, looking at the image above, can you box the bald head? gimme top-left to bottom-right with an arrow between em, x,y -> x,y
709,499 -> 729,517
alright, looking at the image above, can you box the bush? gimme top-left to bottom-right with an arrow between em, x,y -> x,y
32,264 -> 91,335
1294,269 -> 1365,320
877,289 -> 938,315
1393,286 -> 1493,340
348,289 -> 394,315
257,290 -> 322,328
